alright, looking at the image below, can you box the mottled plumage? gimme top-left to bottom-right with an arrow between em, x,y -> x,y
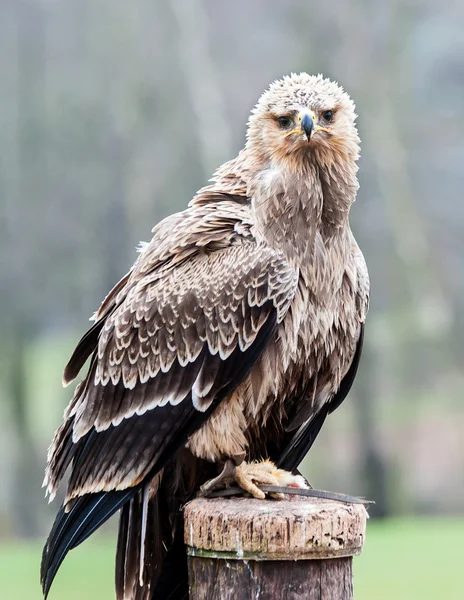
41,73 -> 369,600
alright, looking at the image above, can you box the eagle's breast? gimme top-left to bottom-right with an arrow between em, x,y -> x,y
187,235 -> 367,463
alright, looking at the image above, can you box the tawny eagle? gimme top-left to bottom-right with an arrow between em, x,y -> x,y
41,73 -> 369,599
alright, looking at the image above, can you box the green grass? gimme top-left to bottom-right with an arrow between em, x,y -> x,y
354,517 -> 464,600
1,517 -> 463,599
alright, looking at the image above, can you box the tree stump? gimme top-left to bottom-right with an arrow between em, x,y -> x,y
184,496 -> 367,600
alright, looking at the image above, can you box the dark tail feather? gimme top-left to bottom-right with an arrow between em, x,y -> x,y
151,535 -> 189,600
116,479 -> 165,600
41,489 -> 135,598
148,452 -> 216,600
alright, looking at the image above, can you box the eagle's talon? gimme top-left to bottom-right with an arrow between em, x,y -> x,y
201,459 -> 310,500
236,460 -> 310,499
199,459 -> 237,496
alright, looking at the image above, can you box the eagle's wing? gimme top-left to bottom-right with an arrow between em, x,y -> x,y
41,204 -> 298,595
276,244 -> 369,471
276,324 -> 364,471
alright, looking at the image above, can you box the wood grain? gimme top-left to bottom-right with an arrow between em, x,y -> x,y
188,556 -> 353,600
185,496 -> 367,599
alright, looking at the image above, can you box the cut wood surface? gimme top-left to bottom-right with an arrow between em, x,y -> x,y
185,496 -> 368,599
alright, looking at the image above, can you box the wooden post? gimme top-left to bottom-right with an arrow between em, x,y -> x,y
184,496 -> 367,600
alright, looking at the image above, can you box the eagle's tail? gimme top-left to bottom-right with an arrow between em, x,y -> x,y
42,454 -> 211,600
41,489 -> 135,599
115,460 -> 202,600
116,474 -> 166,600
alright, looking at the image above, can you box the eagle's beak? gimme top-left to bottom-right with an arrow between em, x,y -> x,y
300,113 -> 314,141
285,111 -> 321,141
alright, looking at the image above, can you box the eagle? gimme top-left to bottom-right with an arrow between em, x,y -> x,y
41,73 -> 369,600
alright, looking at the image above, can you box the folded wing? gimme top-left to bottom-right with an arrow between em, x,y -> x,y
41,207 -> 298,595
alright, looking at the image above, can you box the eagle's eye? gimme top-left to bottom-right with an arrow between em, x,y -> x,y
321,110 -> 334,123
277,116 -> 292,129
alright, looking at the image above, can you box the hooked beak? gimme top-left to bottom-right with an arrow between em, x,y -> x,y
300,113 -> 314,141
284,111 -> 332,141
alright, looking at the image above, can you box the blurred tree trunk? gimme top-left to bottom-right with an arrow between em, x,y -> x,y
4,0 -> 48,537
169,0 -> 233,177
8,322 -> 42,537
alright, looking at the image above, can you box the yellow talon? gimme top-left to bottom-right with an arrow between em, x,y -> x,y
235,459 -> 309,499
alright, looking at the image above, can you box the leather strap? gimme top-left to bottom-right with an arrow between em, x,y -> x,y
202,485 -> 374,505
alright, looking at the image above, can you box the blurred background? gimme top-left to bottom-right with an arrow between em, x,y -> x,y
0,0 -> 463,598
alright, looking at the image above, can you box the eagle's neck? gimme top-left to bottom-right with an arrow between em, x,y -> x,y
248,159 -> 356,279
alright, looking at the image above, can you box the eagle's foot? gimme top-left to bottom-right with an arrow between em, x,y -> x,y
199,459 -> 310,500
199,459 -> 237,497
236,459 -> 310,499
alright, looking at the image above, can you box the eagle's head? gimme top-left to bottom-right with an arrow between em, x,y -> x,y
247,73 -> 360,170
